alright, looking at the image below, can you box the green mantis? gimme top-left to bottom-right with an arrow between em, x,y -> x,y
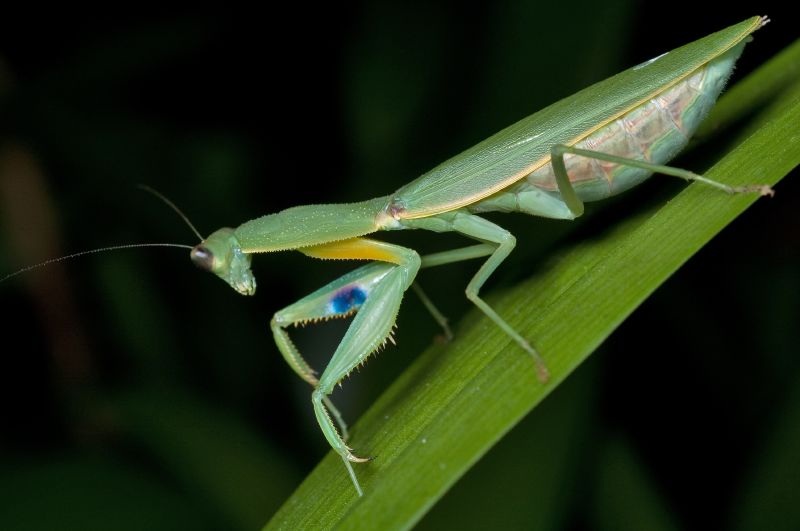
188,17 -> 774,496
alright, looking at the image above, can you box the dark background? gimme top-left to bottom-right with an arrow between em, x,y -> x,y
1,3 -> 798,530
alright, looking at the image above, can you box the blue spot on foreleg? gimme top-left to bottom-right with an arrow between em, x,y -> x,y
330,285 -> 368,314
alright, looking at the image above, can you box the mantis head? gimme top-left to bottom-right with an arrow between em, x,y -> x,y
191,227 -> 256,296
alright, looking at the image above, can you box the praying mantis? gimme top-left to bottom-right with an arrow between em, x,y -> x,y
2,16 -> 777,500
186,17 -> 773,496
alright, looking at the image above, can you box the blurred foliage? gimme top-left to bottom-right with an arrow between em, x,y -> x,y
1,3 -> 798,530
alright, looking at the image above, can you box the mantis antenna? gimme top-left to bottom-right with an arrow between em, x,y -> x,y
1,184 -> 200,283
137,184 -> 204,241
0,243 -> 194,283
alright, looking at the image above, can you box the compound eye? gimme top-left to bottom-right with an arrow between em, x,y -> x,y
190,246 -> 215,271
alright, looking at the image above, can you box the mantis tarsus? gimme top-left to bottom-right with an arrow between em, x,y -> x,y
4,16 -> 776,497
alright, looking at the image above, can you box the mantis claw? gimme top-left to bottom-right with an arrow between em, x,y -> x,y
346,451 -> 372,463
534,363 -> 551,383
757,185 -> 776,197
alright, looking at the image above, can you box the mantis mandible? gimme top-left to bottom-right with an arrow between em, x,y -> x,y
4,16 -> 775,497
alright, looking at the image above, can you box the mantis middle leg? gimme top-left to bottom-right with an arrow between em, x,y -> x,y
401,212 -> 554,381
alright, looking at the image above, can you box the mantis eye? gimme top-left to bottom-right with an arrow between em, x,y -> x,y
190,245 -> 215,271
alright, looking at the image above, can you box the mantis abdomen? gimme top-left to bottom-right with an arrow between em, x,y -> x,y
471,40 -> 747,217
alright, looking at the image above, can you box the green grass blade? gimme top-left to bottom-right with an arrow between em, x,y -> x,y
266,53 -> 800,530
417,360 -> 599,531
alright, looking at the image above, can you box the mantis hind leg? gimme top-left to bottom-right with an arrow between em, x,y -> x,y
550,144 -> 774,197
478,141 -> 773,224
